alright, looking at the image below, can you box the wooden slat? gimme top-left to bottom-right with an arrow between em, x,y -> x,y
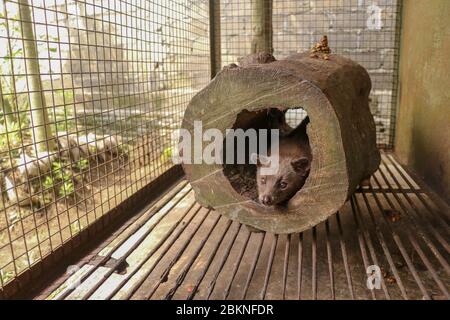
36,152 -> 450,300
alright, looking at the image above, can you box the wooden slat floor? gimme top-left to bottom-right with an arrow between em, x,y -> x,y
35,152 -> 449,300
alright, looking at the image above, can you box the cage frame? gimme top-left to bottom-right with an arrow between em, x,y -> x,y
0,0 -> 405,298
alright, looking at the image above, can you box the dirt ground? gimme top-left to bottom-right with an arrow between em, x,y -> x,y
0,137 -> 171,286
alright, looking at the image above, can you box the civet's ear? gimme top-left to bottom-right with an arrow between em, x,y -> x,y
251,153 -> 270,167
291,157 -> 310,175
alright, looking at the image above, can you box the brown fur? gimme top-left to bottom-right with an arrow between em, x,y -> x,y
256,116 -> 312,206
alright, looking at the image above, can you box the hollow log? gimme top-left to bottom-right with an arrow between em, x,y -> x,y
181,51 -> 380,234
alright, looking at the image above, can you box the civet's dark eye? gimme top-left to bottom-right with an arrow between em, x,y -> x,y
280,182 -> 288,189
261,177 -> 266,184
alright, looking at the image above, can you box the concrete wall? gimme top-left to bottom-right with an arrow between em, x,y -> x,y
395,0 -> 450,202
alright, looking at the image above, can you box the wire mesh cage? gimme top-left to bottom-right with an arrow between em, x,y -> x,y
0,0 -> 210,290
219,0 -> 401,148
0,0 -> 404,295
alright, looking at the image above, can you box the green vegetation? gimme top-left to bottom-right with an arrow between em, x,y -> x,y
41,159 -> 89,201
0,269 -> 15,285
0,121 -> 24,157
75,158 -> 89,171
1,5 -> 30,155
160,146 -> 173,162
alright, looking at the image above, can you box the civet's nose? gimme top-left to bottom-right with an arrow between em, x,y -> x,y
261,195 -> 273,206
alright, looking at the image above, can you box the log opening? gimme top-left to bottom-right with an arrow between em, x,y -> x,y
223,107 -> 311,206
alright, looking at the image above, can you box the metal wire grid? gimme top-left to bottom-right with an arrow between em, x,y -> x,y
0,0 -> 210,289
33,153 -> 449,300
219,0 -> 401,148
0,0 -> 411,297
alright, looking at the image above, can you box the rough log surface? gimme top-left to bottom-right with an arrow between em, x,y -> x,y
181,52 -> 380,234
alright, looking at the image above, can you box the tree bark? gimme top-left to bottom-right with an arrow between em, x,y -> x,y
1,0 -> 18,127
18,0 -> 55,153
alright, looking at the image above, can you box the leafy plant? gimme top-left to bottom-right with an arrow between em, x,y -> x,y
42,175 -> 55,190
43,160 -> 76,199
0,269 -> 15,285
0,7 -> 31,149
70,221 -> 80,234
59,179 -> 74,198
0,121 -> 22,156
160,147 -> 173,162
52,161 -> 65,180
74,158 -> 89,171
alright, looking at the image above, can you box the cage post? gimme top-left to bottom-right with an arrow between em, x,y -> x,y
209,0 -> 221,78
251,0 -> 273,54
391,0 -> 403,150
